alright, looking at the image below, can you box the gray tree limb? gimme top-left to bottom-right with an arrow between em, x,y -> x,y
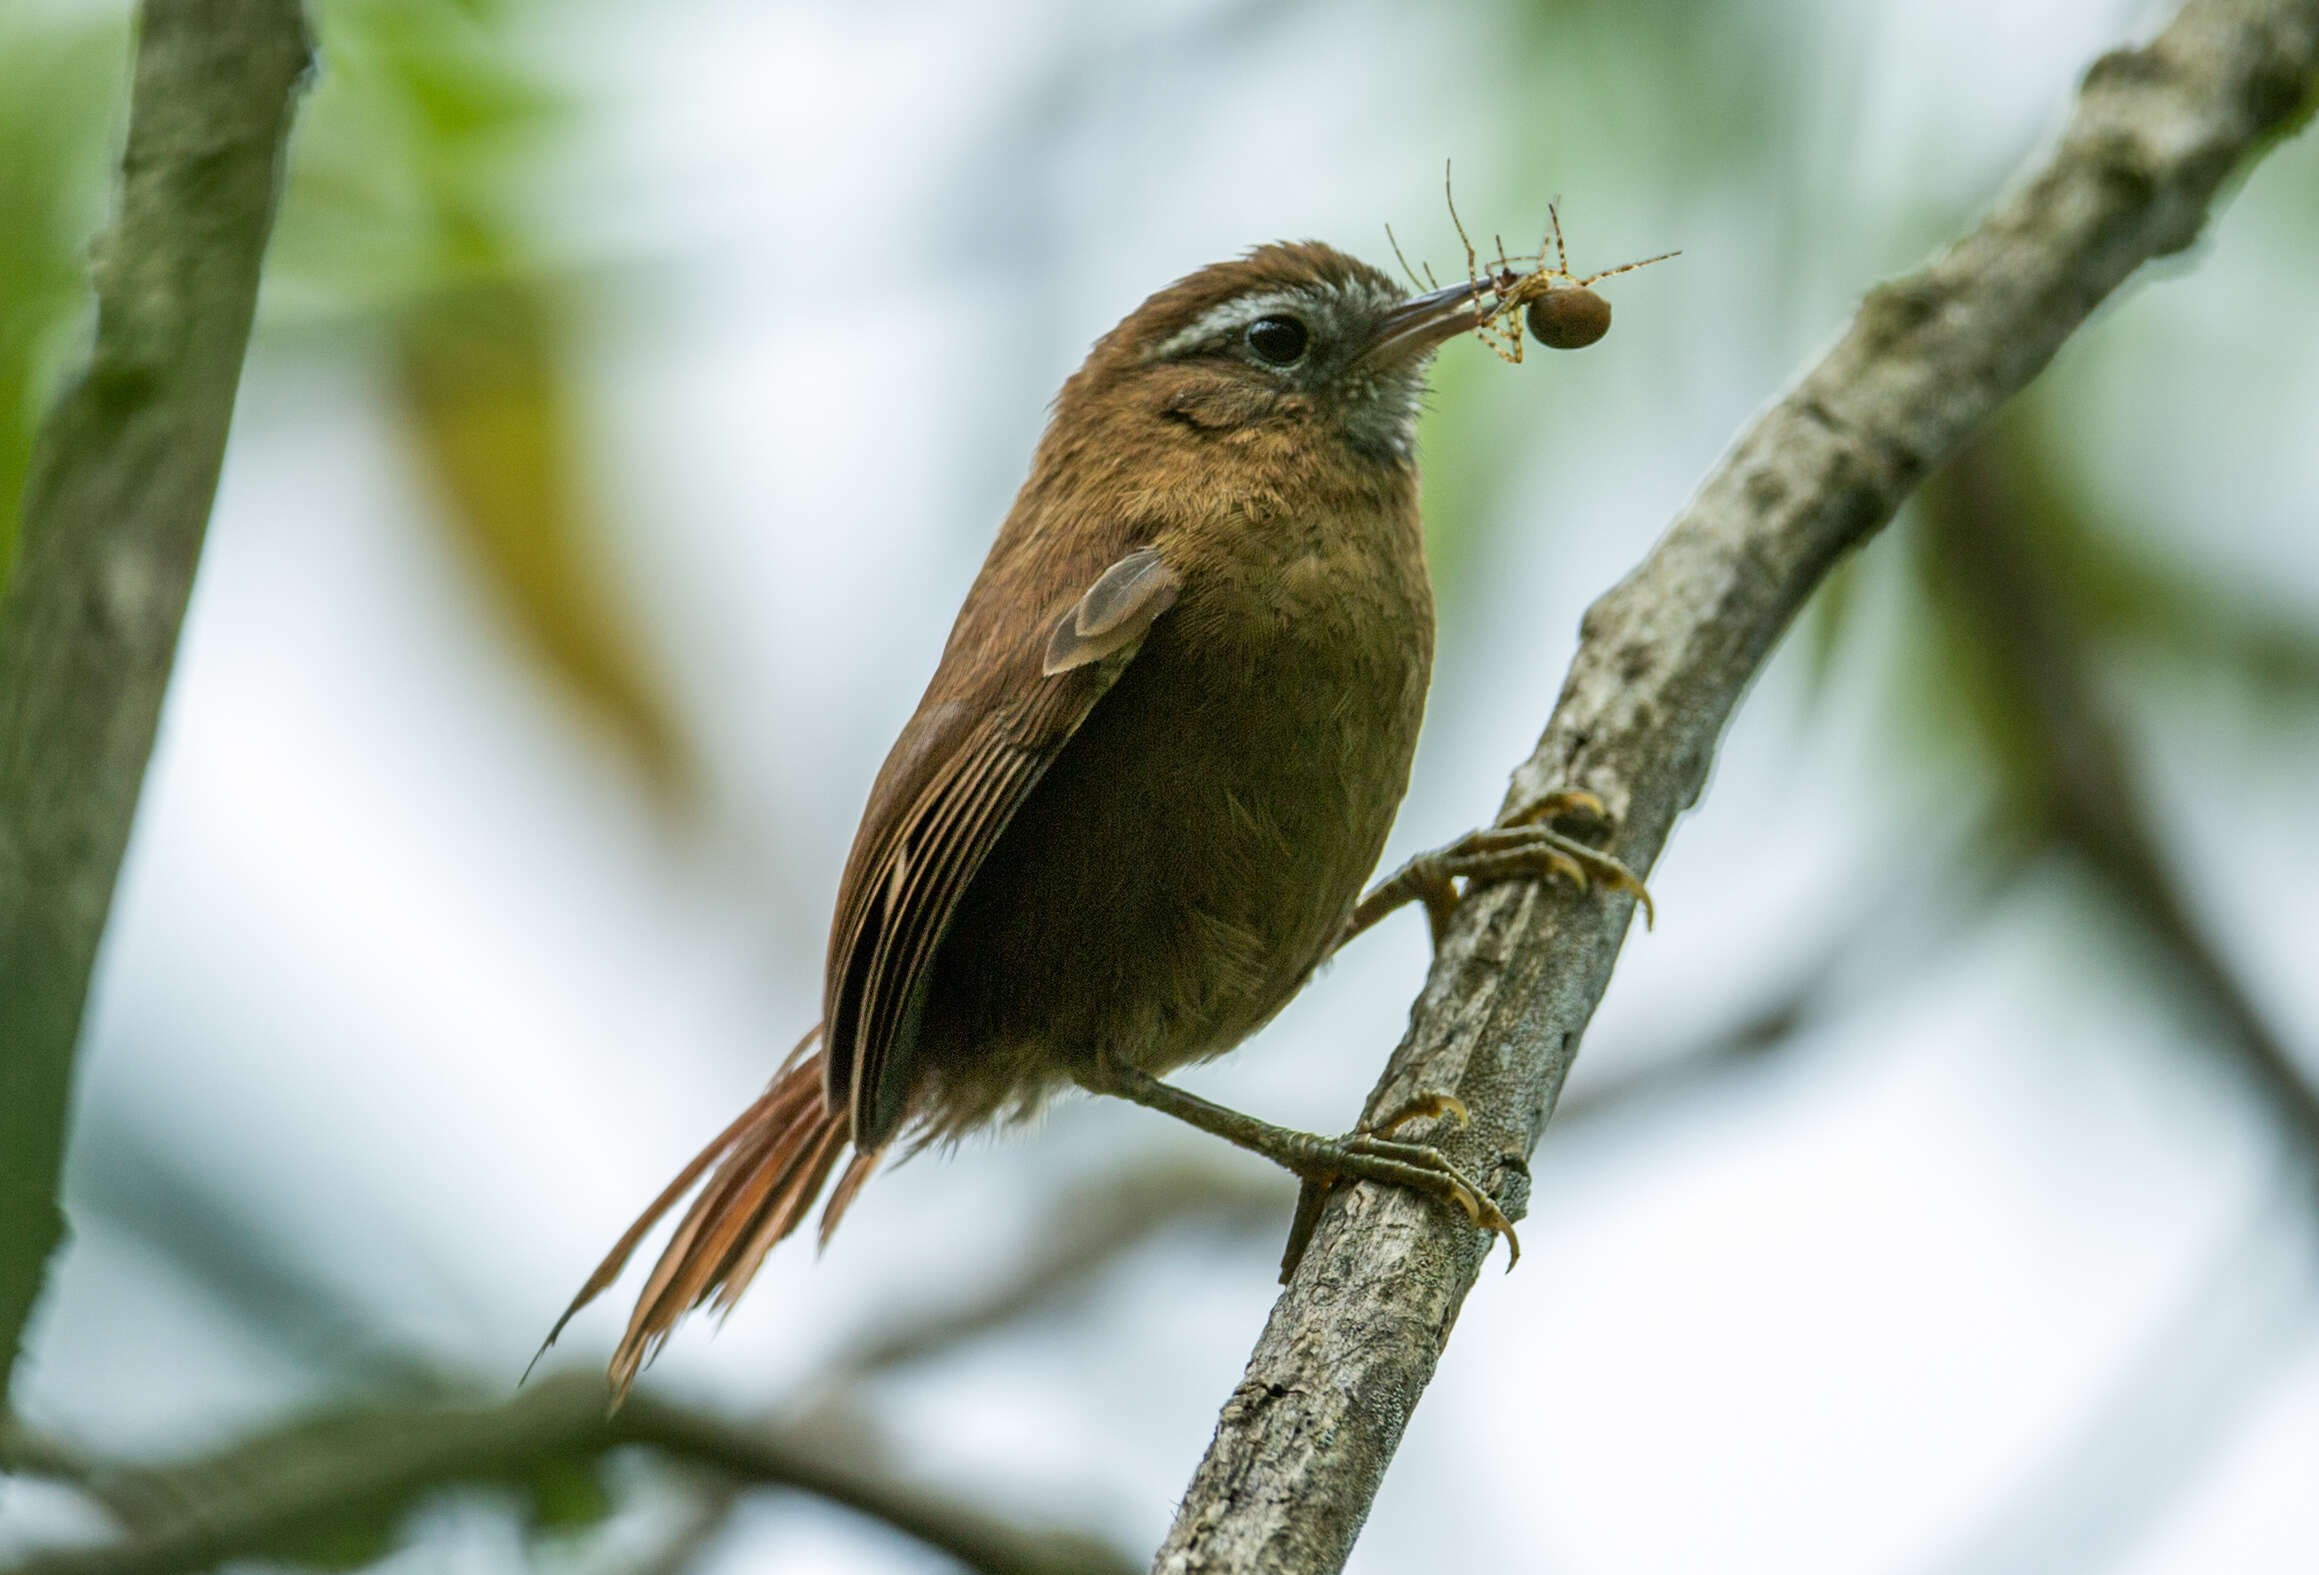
0,0 -> 311,1412
1153,1 -> 2319,1569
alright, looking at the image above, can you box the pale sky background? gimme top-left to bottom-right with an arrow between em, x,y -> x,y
7,0 -> 2319,1570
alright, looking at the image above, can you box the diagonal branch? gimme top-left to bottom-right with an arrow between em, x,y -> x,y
1928,432 -> 2319,1156
0,0 -> 312,1412
1154,2 -> 2319,1570
1907,425 -> 2319,1575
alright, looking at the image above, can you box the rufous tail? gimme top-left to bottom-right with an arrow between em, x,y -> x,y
534,1027 -> 884,1401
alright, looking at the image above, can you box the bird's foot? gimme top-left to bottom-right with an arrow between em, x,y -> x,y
1083,1058 -> 1516,1281
1278,1089 -> 1516,1279
1338,789 -> 1652,952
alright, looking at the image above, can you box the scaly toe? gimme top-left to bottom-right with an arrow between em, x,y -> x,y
1341,1133 -> 1520,1267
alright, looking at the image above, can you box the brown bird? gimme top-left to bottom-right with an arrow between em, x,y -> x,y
547,240 -> 1643,1398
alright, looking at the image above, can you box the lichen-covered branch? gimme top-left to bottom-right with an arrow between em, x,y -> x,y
0,0 -> 310,1412
1154,1 -> 2319,1569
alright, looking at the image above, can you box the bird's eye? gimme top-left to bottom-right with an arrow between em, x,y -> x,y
1244,315 -> 1309,366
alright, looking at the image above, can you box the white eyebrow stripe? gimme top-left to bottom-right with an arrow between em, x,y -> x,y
1143,289 -> 1317,363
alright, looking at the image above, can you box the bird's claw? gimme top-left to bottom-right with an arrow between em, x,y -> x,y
1367,1089 -> 1469,1138
1278,1108 -> 1519,1282
1337,789 -> 1653,954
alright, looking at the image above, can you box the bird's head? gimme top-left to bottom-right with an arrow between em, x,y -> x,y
1058,241 -> 1490,466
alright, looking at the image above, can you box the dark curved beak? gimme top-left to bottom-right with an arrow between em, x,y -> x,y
1361,278 -> 1496,369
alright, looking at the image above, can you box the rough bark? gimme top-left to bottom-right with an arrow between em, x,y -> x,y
0,0 -> 311,1412
1153,0 -> 2319,1569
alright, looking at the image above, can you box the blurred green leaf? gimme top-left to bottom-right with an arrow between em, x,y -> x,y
273,0 -> 570,302
1907,477 -> 2056,831
519,1446 -> 616,1534
1,2 -> 691,800
1844,388 -> 2319,881
1799,547 -> 1863,696
0,14 -> 123,598
1501,0 -> 1783,179
2041,479 -> 2319,708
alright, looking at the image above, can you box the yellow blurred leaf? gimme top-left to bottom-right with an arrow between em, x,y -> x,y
393,279 -> 694,807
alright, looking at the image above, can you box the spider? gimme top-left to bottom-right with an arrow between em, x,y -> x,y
1393,166 -> 1679,362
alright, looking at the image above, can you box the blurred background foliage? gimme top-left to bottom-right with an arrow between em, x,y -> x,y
283,0 -> 695,804
0,0 -> 695,805
0,10 -> 122,595
3,0 -> 2318,1571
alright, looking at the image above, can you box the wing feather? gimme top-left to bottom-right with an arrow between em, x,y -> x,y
825,548 -> 1180,1147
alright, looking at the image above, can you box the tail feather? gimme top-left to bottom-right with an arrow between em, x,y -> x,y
536,1026 -> 887,1401
818,1144 -> 884,1250
632,1069 -> 824,1323
534,1090 -> 779,1361
716,1116 -> 848,1311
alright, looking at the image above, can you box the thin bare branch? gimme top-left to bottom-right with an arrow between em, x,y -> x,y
1930,434 -> 2319,1151
6,1152 -> 1252,1572
1155,2 -> 2319,1569
1890,426 -> 2319,1575
829,1159 -> 1285,1384
0,1374 -> 1139,1575
614,1481 -> 742,1575
1552,834 -> 2014,1128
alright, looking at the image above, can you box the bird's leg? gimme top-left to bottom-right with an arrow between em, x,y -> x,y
1083,1054 -> 1516,1280
1338,789 -> 1653,954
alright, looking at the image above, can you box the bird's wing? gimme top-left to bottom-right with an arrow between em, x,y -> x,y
825,546 -> 1181,1146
